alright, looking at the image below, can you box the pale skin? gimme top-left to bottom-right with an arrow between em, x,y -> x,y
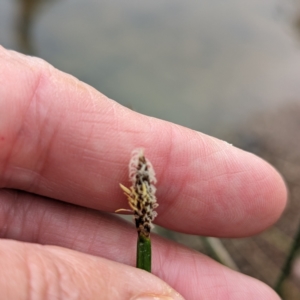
0,46 -> 287,299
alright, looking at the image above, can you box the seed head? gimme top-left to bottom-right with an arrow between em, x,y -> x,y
120,148 -> 158,237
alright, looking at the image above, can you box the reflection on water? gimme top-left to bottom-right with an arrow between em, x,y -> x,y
1,0 -> 300,298
16,0 -> 40,54
15,0 -> 55,55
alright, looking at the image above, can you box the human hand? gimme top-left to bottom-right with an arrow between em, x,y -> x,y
0,46 -> 287,299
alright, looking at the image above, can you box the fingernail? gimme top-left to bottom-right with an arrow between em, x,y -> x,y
132,294 -> 185,300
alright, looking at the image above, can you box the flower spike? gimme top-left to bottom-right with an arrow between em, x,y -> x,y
119,148 -> 158,272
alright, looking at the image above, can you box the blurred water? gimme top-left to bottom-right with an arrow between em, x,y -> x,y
1,0 -> 300,136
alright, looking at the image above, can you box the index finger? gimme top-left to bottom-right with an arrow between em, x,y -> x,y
0,46 -> 287,237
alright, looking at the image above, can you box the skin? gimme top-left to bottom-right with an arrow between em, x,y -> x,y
0,45 -> 287,299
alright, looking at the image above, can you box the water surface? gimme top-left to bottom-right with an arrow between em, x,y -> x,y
1,0 -> 300,136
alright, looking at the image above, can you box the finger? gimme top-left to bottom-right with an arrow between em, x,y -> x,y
0,190 -> 280,299
0,46 -> 287,236
0,240 -> 184,300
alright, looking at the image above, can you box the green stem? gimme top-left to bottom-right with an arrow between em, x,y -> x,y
136,233 -> 151,272
274,222 -> 300,295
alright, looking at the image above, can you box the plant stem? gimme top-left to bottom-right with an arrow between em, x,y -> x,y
136,233 -> 151,272
274,221 -> 300,295
202,237 -> 239,271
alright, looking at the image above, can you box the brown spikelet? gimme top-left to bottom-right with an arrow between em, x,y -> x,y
120,149 -> 158,237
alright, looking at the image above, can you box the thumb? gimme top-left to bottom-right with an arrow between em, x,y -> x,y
0,240 -> 184,300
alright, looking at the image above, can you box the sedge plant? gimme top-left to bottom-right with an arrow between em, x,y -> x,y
117,148 -> 158,272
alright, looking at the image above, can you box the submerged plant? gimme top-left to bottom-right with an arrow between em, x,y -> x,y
118,148 -> 158,272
